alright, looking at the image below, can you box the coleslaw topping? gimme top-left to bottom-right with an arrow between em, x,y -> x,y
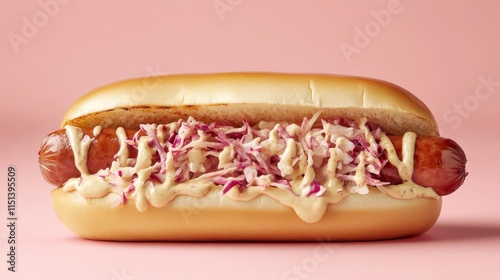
63,112 -> 438,223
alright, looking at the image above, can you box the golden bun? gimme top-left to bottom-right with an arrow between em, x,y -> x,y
53,72 -> 442,241
62,72 -> 439,136
52,188 -> 441,241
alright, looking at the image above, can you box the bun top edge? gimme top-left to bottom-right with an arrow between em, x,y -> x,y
61,72 -> 439,136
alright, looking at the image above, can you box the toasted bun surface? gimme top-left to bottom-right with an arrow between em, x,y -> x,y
54,72 -> 442,241
62,72 -> 439,136
52,188 -> 441,241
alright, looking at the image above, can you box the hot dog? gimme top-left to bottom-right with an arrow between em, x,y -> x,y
39,128 -> 466,196
39,73 -> 468,241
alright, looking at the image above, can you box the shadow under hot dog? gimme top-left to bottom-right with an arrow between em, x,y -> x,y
416,222 -> 500,242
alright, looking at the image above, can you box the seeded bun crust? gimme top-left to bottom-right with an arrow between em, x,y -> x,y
52,73 -> 442,241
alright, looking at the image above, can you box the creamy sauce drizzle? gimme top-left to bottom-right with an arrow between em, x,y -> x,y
62,119 -> 438,223
63,125 -> 114,197
115,127 -> 129,167
377,132 -> 439,199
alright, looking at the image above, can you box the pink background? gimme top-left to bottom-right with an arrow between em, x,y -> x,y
1,0 -> 499,279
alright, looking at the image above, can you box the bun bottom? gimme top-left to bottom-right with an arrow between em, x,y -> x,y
51,188 -> 441,241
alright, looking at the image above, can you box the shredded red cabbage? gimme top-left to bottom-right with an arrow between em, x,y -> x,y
112,114 -> 390,202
